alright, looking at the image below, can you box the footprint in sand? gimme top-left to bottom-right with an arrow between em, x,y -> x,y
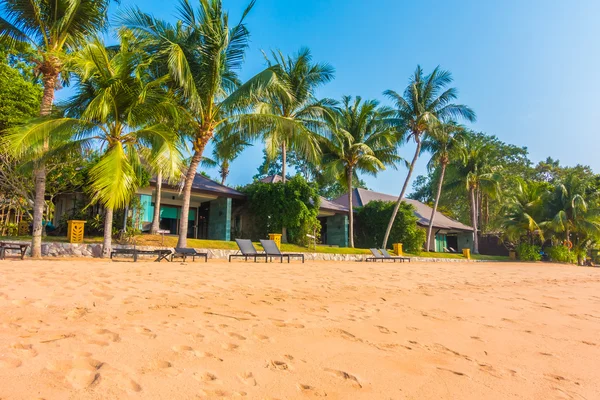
0,356 -> 22,368
266,360 -> 290,371
172,345 -> 194,353
196,351 -> 224,362
253,334 -> 270,342
238,371 -> 257,386
222,343 -> 239,351
297,383 -> 326,396
135,326 -> 157,339
194,371 -> 220,384
324,368 -> 362,388
226,332 -> 246,340
437,367 -> 468,377
11,342 -> 38,358
93,328 -> 120,342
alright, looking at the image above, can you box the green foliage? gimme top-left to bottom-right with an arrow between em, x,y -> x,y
516,243 -> 541,261
242,175 -> 321,246
355,200 -> 426,253
546,245 -> 576,263
0,58 -> 42,131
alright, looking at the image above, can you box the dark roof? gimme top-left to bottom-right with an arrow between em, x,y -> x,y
150,173 -> 245,199
259,175 -> 284,183
333,188 -> 473,232
319,197 -> 349,214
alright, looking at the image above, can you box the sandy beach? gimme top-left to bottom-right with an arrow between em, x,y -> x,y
0,259 -> 599,399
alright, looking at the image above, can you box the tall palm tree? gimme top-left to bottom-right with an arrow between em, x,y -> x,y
381,66 -> 475,249
258,47 -> 335,183
450,134 -> 501,254
501,179 -> 549,244
121,0 -> 280,248
421,121 -> 465,251
6,37 -> 182,256
0,0 -> 113,258
201,131 -> 251,184
322,96 -> 401,247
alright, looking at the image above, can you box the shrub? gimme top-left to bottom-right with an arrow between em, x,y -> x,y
546,245 -> 576,263
516,243 -> 541,261
355,200 -> 426,253
241,175 -> 321,246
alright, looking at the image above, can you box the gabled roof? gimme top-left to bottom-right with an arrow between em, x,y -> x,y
150,173 -> 245,199
333,188 -> 473,232
259,175 -> 284,183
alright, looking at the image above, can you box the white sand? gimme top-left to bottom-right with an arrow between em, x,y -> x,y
0,258 -> 599,399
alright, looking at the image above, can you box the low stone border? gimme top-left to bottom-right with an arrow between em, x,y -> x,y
0,240 -> 488,262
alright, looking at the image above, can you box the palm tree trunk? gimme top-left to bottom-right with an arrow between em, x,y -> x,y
30,71 -> 58,258
347,167 -> 354,248
281,141 -> 288,243
470,187 -> 479,254
220,160 -> 229,185
101,207 -> 114,258
426,162 -> 447,252
150,171 -> 162,234
382,138 -> 422,249
177,148 -> 204,248
281,141 -> 287,183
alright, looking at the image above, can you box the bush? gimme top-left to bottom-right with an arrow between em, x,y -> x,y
241,175 -> 321,246
355,200 -> 426,253
546,245 -> 576,263
516,243 -> 541,261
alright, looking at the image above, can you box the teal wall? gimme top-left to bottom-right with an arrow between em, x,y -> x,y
140,195 -> 153,223
208,198 -> 232,241
457,232 -> 474,252
435,234 -> 447,252
326,214 -> 348,247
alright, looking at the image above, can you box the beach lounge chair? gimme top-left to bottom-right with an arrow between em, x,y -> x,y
110,248 -> 172,262
259,239 -> 305,263
171,248 -> 208,262
229,239 -> 269,262
366,248 -> 385,262
380,248 -> 411,262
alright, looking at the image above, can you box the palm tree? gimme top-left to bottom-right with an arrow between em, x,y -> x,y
322,96 -> 401,247
501,179 -> 549,244
0,0 -> 113,258
451,134 -> 501,254
6,37 -> 182,256
381,66 -> 476,249
121,0 -> 280,248
421,121 -> 465,251
201,131 -> 251,184
258,47 -> 335,182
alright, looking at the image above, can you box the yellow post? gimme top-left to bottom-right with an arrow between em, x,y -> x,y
393,243 -> 403,256
462,248 -> 471,260
67,220 -> 86,244
18,221 -> 29,236
268,233 -> 282,249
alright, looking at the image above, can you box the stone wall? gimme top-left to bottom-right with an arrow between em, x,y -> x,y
1,240 -> 491,263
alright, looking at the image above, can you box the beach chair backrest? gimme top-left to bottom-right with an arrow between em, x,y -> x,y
175,247 -> 195,255
260,239 -> 282,255
235,239 -> 258,255
380,249 -> 394,258
369,248 -> 383,258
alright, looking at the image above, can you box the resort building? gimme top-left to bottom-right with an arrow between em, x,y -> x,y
53,175 -> 472,252
332,188 -> 474,252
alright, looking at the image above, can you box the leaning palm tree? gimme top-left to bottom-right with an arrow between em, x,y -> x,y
421,121 -> 465,251
201,130 -> 251,185
0,0 -> 113,258
381,66 -> 476,249
121,0 -> 280,248
257,47 -> 335,182
322,96 -> 401,247
6,37 -> 182,257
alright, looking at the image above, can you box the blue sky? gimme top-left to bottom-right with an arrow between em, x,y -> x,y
60,0 -> 600,194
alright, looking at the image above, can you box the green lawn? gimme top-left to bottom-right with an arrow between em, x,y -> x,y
0,234 -> 507,260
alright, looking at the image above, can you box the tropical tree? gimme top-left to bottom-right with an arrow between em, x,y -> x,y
450,133 -> 501,253
5,37 -> 182,256
421,121 -> 465,251
321,96 -> 401,247
501,179 -> 549,244
121,0 -> 280,248
201,130 -> 251,184
257,47 -> 334,183
381,66 -> 475,249
0,0 -> 113,257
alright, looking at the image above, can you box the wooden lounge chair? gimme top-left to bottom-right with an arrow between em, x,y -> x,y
229,239 -> 269,262
380,248 -> 410,262
110,248 -> 172,262
0,242 -> 29,260
259,239 -> 304,263
171,247 -> 208,262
